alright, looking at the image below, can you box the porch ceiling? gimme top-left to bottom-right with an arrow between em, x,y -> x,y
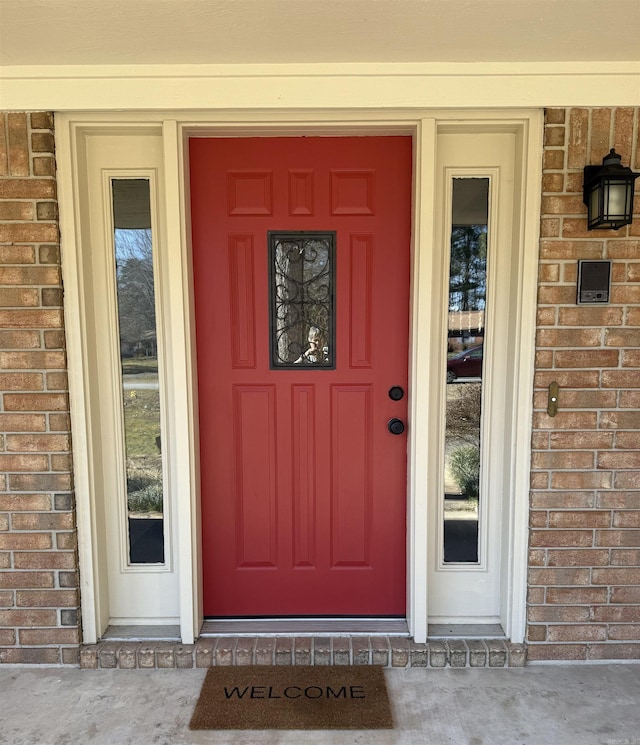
1,0 -> 639,68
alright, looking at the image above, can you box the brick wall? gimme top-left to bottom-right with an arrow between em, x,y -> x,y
0,113 -> 79,665
2,108 -> 640,666
528,107 -> 640,661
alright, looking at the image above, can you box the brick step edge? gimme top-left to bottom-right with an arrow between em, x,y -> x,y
80,637 -> 526,669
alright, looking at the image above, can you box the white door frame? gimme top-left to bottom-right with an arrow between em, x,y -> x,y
57,109 -> 542,645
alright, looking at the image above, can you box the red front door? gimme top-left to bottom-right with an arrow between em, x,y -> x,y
190,136 -> 411,617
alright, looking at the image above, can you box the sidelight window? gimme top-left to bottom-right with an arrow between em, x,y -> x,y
442,178 -> 489,564
111,178 -> 165,565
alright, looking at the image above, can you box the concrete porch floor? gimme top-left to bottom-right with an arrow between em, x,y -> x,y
0,664 -> 639,745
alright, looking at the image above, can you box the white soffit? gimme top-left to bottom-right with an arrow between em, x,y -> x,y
0,0 -> 639,109
2,0 -> 640,66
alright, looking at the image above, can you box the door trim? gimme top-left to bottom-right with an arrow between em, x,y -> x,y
57,109 -> 542,645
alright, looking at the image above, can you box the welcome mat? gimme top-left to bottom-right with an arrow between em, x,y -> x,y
189,665 -> 393,730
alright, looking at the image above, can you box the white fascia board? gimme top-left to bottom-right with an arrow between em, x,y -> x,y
1,62 -> 639,111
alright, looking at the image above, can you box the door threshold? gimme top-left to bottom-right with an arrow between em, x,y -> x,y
200,617 -> 409,637
101,624 -> 181,642
428,623 -> 506,639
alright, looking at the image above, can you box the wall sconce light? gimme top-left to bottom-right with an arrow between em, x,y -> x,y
583,149 -> 639,230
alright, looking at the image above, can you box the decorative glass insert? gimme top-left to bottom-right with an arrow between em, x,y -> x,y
111,178 -> 165,565
443,178 -> 489,564
268,231 -> 336,369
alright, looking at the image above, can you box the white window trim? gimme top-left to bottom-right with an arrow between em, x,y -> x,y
57,109 -> 542,645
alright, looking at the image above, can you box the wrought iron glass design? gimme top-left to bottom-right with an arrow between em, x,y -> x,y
269,232 -> 336,369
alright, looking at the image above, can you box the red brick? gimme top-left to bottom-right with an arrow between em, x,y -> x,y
611,285 -> 640,304
0,179 -> 56,199
598,451 -> 640,469
607,625 -> 640,641
48,414 -> 71,431
0,572 -> 54,589
13,552 -> 76,570
0,629 -> 17,645
543,150 -> 564,170
532,411 -> 598,431
611,549 -> 640,565
602,372 -> 640,390
546,549 -> 610,567
0,534 -> 52,551
0,309 -> 63,329
530,530 -> 594,548
548,511 -> 611,529
19,628 -> 80,646
541,173 -> 564,192
536,328 -> 602,347
11,513 -> 74,531
595,530 -> 640,547
546,587 -> 608,604
567,109 -> 589,169
528,568 -> 591,585
594,606 -> 640,622
611,586 -> 640,603
33,157 -> 55,177
15,590 -> 78,607
0,648 -> 61,664
7,113 -> 29,176
600,411 -> 640,430
550,471 -> 612,490
619,345 -> 640,372
544,127 -> 565,147
526,644 -> 587,661
531,452 -> 595,470
589,109 -> 612,164
563,218 -> 620,239
588,643 -> 640,660
0,224 -> 59,243
557,306 -> 623,327
0,331 -> 40,349
529,511 -> 548,528
30,112 -> 54,130
545,109 -> 566,125
8,473 -> 72,492
608,240 -> 640,259
0,413 -> 47,432
618,394 -> 640,411
549,432 -> 614,450
46,372 -> 68,391
0,351 -> 66,369
6,434 -> 70,452
31,132 -> 55,154
0,494 -> 51,511
554,350 -> 620,369
605,328 -> 640,348
0,288 -> 39,307
0,373 -> 43,391
527,605 -> 590,623
613,472 -> 640,489
532,490 -> 597,511
534,371 -> 600,389
540,195 -> 585,215
0,591 -> 13,607
527,625 -> 546,642
0,454 -> 48,472
56,533 -> 77,550
51,454 -> 72,471
613,108 -> 635,159
3,393 -> 68,412
547,624 -> 606,642
0,266 -> 60,286
537,285 -> 577,304
592,568 -> 640,585
0,609 -> 57,626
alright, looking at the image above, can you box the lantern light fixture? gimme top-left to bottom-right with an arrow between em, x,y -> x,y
583,149 -> 639,230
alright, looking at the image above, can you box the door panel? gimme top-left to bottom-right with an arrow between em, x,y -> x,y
190,136 -> 411,617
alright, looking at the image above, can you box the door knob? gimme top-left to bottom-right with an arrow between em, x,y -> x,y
388,386 -> 404,401
387,418 -> 405,435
